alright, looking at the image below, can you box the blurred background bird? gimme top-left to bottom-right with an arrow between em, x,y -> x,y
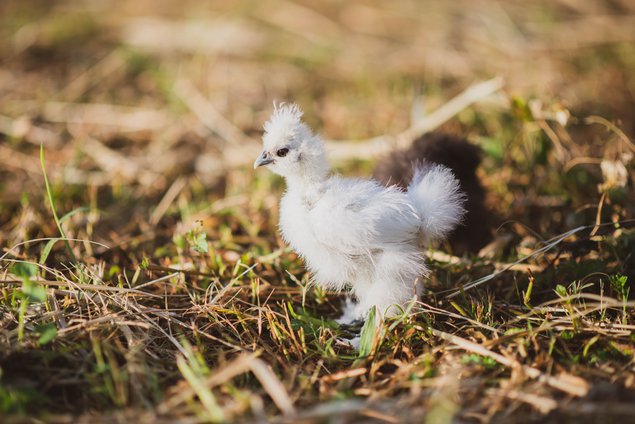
373,133 -> 493,255
254,103 -> 466,319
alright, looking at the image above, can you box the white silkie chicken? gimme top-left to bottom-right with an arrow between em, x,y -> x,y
254,103 -> 465,319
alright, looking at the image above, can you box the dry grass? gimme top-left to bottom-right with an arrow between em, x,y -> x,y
1,0 -> 635,422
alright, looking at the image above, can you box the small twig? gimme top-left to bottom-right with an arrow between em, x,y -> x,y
158,352 -> 261,414
528,99 -> 576,162
427,250 -> 543,274
1,238 -> 109,262
145,263 -> 215,278
590,192 -> 606,237
123,302 -> 189,356
249,357 -> 296,416
174,78 -> 256,146
0,279 -> 163,298
150,176 -> 187,225
0,115 -> 59,147
56,314 -> 152,336
320,367 -> 367,383
445,224 -> 588,298
431,328 -> 589,397
585,115 -> 635,152
416,301 -> 500,334
360,409 -> 399,424
7,100 -> 171,131
326,77 -> 505,161
486,388 -> 557,414
563,156 -> 603,173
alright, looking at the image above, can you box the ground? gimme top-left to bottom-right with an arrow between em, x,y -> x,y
1,0 -> 634,422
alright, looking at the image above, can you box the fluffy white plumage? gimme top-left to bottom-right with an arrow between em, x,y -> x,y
254,103 -> 466,319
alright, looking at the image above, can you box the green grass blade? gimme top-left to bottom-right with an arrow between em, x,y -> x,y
176,355 -> 224,422
39,238 -> 61,264
36,323 -> 58,345
358,306 -> 377,358
40,144 -> 78,264
59,206 -> 91,224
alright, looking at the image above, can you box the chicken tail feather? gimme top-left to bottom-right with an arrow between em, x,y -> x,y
406,164 -> 466,244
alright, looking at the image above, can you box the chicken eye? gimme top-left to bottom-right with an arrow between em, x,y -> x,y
276,148 -> 289,157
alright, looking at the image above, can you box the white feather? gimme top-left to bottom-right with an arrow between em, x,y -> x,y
257,103 -> 466,319
407,164 -> 467,244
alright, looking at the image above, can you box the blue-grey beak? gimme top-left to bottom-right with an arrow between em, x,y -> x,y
254,151 -> 274,169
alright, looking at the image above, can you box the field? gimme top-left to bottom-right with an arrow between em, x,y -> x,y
1,0 -> 635,422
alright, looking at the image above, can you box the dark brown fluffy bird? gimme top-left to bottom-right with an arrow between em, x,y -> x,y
373,132 -> 492,255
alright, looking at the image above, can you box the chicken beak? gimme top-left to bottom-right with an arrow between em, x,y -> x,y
253,151 -> 274,169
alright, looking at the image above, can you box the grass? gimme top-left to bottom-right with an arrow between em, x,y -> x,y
1,0 -> 635,422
